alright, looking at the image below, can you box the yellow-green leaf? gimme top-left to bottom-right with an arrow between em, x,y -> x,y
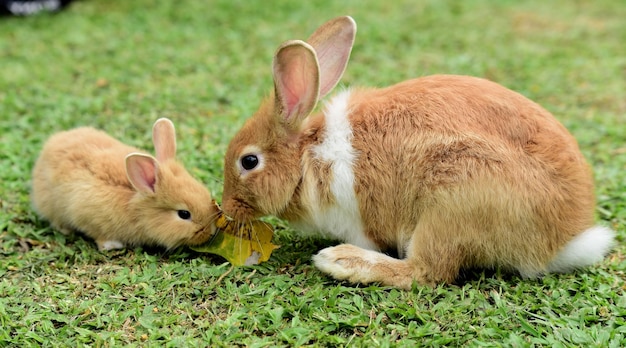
191,214 -> 278,266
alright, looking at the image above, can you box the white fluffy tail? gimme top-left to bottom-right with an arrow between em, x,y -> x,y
547,226 -> 616,273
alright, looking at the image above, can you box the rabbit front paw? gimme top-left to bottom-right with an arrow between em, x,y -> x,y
313,244 -> 384,283
313,243 -> 423,289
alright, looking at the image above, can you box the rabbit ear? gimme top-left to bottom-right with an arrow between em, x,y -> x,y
152,118 -> 177,162
125,153 -> 159,194
272,40 -> 320,129
306,16 -> 356,97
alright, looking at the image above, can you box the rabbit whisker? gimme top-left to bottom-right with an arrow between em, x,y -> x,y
207,211 -> 222,225
250,223 -> 265,257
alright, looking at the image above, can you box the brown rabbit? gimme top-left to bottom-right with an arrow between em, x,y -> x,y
31,118 -> 218,251
221,16 -> 614,288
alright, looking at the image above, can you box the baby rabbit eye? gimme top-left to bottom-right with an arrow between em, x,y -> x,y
177,210 -> 191,220
241,155 -> 259,170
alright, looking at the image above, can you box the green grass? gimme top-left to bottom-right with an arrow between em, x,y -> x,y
1,0 -> 625,346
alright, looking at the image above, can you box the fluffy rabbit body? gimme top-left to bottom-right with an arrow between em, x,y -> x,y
32,118 -> 217,251
222,17 -> 614,288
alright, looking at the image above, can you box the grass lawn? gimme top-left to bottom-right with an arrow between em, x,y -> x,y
1,0 -> 625,346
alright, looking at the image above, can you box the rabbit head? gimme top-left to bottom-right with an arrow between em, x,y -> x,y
222,16 -> 357,222
125,118 -> 218,248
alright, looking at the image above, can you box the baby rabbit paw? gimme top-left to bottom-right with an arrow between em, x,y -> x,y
97,240 -> 125,251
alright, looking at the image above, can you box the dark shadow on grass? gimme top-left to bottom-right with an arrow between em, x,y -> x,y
454,267 -> 522,285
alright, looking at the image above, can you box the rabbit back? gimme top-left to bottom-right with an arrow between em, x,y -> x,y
32,127 -> 140,243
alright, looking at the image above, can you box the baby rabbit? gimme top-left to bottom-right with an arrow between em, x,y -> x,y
32,118 -> 218,251
221,16 -> 615,289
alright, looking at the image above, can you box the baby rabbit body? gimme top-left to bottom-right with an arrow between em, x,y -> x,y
222,17 -> 614,288
32,118 -> 217,251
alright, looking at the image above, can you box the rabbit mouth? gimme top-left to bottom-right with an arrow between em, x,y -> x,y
223,198 -> 260,221
189,224 -> 218,245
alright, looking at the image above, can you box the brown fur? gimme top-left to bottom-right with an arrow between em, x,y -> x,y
315,77 -> 596,287
348,76 -> 594,268
32,119 -> 218,250
221,17 -> 606,289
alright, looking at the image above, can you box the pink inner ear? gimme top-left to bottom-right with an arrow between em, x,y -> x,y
317,48 -> 350,97
273,41 -> 320,125
138,163 -> 157,192
306,16 -> 356,97
279,61 -> 313,119
126,155 -> 158,194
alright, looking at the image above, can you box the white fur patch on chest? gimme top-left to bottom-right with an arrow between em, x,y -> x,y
303,90 -> 377,250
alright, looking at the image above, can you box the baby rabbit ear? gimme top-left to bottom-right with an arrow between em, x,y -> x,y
152,118 -> 177,162
272,40 -> 320,129
306,16 -> 356,97
126,153 -> 159,194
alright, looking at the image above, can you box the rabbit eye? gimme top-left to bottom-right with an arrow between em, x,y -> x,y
177,210 -> 191,220
237,148 -> 264,175
240,155 -> 259,170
